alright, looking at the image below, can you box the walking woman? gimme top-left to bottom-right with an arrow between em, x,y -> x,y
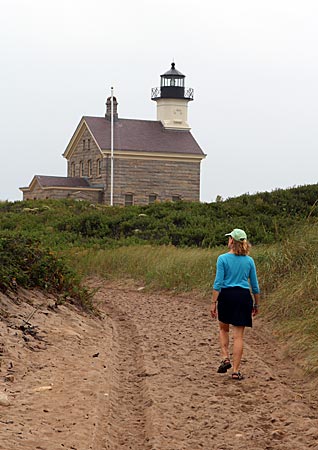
211,228 -> 260,380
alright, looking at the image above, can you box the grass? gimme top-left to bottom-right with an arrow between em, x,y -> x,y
69,245 -> 220,294
68,225 -> 318,376
255,224 -> 318,375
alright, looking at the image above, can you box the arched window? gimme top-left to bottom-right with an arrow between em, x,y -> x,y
79,160 -> 84,177
70,162 -> 75,177
88,160 -> 92,177
97,159 -> 102,176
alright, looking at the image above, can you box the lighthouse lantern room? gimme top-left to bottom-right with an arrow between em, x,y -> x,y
151,62 -> 194,130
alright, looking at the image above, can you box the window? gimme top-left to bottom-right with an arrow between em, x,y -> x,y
149,194 -> 157,204
88,160 -> 92,177
79,160 -> 84,177
83,139 -> 86,151
125,194 -> 134,206
70,162 -> 75,177
87,138 -> 91,150
172,195 -> 181,202
97,158 -> 102,176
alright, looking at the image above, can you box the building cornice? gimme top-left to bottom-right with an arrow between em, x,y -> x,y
20,185 -> 103,193
101,149 -> 206,162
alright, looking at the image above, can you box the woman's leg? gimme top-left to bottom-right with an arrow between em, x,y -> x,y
232,326 -> 245,372
219,321 -> 230,359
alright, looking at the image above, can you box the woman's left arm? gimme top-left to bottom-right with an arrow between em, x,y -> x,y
250,259 -> 260,294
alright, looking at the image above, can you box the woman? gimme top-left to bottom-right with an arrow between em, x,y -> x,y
211,228 -> 260,380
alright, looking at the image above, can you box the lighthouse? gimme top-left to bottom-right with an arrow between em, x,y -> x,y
22,63 -> 205,204
151,62 -> 194,131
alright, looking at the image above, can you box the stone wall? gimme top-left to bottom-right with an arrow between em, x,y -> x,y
104,157 -> 201,206
22,183 -> 102,203
68,129 -> 106,187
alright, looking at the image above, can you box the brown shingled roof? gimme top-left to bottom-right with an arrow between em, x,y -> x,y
84,117 -> 204,156
20,175 -> 104,193
35,176 -> 92,188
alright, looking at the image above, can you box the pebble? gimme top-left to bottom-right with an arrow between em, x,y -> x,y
4,374 -> 15,382
33,385 -> 53,392
271,429 -> 284,439
0,392 -> 10,406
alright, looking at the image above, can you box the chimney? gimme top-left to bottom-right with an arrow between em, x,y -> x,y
105,96 -> 119,121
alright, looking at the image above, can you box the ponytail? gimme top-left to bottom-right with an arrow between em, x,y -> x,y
232,239 -> 251,256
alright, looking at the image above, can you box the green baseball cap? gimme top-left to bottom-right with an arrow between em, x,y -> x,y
225,228 -> 247,241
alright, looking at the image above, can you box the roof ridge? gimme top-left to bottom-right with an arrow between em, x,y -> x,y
36,175 -> 69,179
84,115 -> 160,124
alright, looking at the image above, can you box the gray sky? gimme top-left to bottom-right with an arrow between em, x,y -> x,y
1,0 -> 317,203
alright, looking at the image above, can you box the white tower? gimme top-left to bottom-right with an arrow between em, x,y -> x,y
151,63 -> 194,130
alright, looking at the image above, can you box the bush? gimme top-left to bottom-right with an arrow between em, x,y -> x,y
2,184 -> 318,249
0,235 -> 93,310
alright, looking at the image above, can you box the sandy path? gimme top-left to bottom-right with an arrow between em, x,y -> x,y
1,282 -> 318,449
95,281 -> 318,450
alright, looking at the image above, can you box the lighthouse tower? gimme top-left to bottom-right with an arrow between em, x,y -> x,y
151,62 -> 194,130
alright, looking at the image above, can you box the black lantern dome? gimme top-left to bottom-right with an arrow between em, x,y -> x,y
151,63 -> 193,101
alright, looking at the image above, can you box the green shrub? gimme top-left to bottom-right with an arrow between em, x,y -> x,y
0,235 -> 93,310
2,183 -> 318,250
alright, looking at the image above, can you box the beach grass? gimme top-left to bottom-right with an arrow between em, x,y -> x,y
69,224 -> 318,375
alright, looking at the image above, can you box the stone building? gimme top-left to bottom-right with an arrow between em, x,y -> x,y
21,63 -> 205,205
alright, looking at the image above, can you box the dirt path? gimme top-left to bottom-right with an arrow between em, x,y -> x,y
1,281 -> 318,450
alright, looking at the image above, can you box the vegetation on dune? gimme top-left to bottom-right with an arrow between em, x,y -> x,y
70,227 -> 318,376
70,245 -> 218,294
1,184 -> 318,374
256,224 -> 318,375
1,183 -> 318,249
0,235 -> 94,311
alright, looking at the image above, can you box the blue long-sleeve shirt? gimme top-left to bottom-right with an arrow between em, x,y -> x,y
213,253 -> 260,294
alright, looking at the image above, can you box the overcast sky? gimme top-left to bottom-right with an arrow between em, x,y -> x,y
1,0 -> 317,203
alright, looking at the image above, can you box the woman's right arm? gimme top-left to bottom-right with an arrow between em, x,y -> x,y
211,289 -> 219,319
211,256 -> 223,319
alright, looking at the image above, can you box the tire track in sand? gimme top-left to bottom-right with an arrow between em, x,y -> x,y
96,282 -> 318,450
99,292 -> 155,450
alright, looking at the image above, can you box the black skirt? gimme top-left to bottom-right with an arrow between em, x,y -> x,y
217,287 -> 253,327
